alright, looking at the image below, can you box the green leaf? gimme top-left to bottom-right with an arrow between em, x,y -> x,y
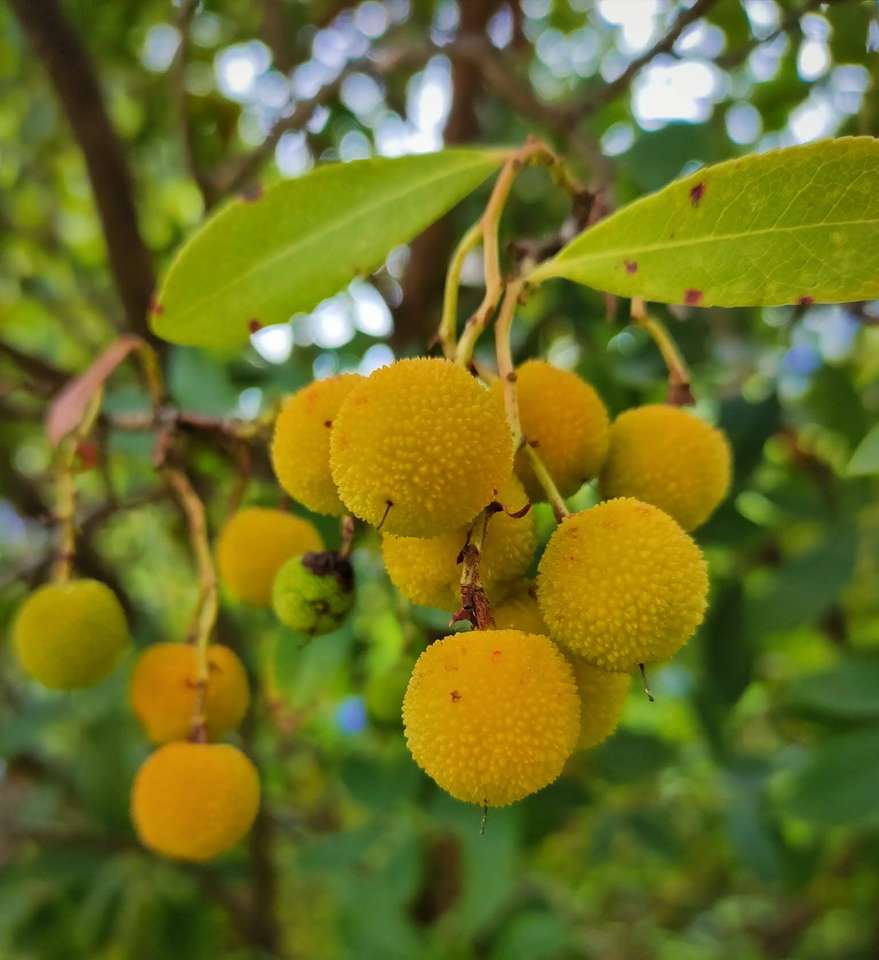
152,149 -> 507,348
531,137 -> 879,307
847,423 -> 879,476
787,727 -> 879,826
746,526 -> 857,637
787,657 -> 879,721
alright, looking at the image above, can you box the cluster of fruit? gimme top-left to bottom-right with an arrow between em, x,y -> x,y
267,356 -> 730,809
8,353 -> 730,860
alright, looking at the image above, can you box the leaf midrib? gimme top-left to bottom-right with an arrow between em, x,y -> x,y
165,154 -> 499,325
549,214 -> 879,270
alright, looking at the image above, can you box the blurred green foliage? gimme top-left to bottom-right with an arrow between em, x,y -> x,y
2,1 -> 879,959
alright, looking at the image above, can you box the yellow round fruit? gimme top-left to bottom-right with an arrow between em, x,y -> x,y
131,742 -> 259,861
381,477 -> 534,610
402,629 -> 580,806
271,374 -> 363,516
569,658 -> 630,749
12,579 -> 128,690
490,582 -> 547,634
493,360 -> 609,501
537,498 -> 708,671
130,643 -> 250,743
216,507 -> 323,606
600,404 -> 731,531
330,358 -> 513,537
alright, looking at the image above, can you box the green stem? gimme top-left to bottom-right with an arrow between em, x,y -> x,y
522,445 -> 570,522
438,220 -> 481,360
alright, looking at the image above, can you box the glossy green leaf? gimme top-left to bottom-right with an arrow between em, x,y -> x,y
152,149 -> 507,348
847,423 -> 879,476
531,137 -> 879,307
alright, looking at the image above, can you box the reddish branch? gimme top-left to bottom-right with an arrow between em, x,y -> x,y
9,0 -> 156,341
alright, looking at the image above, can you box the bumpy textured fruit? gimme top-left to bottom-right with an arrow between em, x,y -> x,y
330,358 -> 513,537
493,360 -> 609,501
381,477 -> 534,610
272,552 -> 354,635
13,579 -> 128,689
491,582 -> 547,634
131,742 -> 259,861
216,507 -> 324,607
271,374 -> 363,515
130,643 -> 250,743
569,658 -> 630,749
403,629 -> 580,806
600,404 -> 731,531
537,498 -> 708,671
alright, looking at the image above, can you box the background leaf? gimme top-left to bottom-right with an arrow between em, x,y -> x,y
847,423 -> 879,476
152,149 -> 506,348
786,727 -> 879,826
531,138 -> 879,307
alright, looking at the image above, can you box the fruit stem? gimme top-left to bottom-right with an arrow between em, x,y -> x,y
164,465 -> 218,739
438,220 -> 482,360
338,513 -> 356,560
451,510 -> 495,630
52,439 -> 78,583
455,138 -> 554,369
522,444 -> 570,521
630,298 -> 694,406
494,277 -> 526,451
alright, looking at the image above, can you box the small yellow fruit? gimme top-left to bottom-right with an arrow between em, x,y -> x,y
569,658 -> 630,749
487,586 -> 629,749
12,579 -> 128,690
600,404 -> 731,531
216,507 -> 324,606
330,358 -> 513,537
537,498 -> 708,671
130,643 -> 250,743
131,742 -> 260,861
403,629 -> 580,806
381,477 -> 534,610
271,374 -> 363,515
494,360 -> 609,501
490,582 -> 547,634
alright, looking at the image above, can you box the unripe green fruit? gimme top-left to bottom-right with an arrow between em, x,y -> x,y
13,579 -> 128,689
272,552 -> 354,636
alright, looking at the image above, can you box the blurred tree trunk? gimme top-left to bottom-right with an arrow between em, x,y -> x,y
392,0 -> 504,349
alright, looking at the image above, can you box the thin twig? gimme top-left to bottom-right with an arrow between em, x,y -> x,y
630,297 -> 694,406
438,220 -> 482,359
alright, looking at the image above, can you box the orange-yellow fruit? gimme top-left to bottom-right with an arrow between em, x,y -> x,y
493,359 -> 609,501
600,404 -> 731,531
537,498 -> 708,671
131,742 -> 259,861
381,477 -> 534,610
330,358 -> 513,537
12,579 -> 128,689
403,629 -> 580,806
569,658 -> 630,749
271,373 -> 363,515
488,586 -> 630,749
490,582 -> 547,634
130,643 -> 250,743
216,507 -> 324,606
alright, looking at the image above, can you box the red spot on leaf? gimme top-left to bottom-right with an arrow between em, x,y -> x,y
684,288 -> 703,306
624,259 -> 638,274
689,182 -> 706,207
798,296 -> 814,307
149,297 -> 164,316
248,319 -> 262,333
240,185 -> 263,203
